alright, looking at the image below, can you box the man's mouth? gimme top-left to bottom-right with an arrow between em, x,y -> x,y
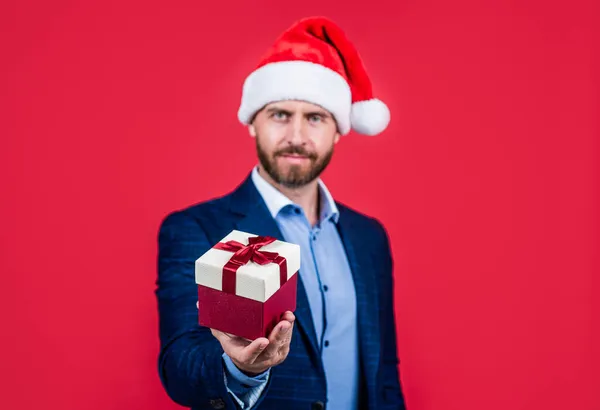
281,154 -> 307,158
279,153 -> 311,163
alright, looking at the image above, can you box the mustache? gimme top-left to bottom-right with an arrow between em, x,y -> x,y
274,146 -> 317,159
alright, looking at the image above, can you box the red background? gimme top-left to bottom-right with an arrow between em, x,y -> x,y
1,1 -> 597,409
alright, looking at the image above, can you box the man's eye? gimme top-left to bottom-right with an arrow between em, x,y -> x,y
309,115 -> 323,123
273,112 -> 288,119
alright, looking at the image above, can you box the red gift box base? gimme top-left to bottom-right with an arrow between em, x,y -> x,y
198,274 -> 298,340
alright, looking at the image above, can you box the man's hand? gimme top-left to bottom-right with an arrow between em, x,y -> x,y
210,311 -> 296,376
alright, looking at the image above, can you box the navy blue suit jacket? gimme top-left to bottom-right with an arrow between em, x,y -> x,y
155,173 -> 406,409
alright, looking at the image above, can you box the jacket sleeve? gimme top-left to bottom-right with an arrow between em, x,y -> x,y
376,220 -> 408,409
155,210 -> 272,408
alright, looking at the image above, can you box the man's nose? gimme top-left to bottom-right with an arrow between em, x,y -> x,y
286,115 -> 305,145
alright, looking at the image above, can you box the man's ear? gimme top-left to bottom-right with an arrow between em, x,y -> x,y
334,131 -> 341,144
248,124 -> 257,137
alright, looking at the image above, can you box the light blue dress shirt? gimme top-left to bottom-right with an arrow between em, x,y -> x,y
223,166 -> 359,409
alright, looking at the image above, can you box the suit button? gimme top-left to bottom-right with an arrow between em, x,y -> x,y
311,401 -> 325,410
209,398 -> 226,409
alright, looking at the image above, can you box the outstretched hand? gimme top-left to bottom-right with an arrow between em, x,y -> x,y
198,301 -> 295,376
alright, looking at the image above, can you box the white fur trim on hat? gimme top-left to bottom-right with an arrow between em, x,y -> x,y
238,61 -> 353,134
350,98 -> 390,136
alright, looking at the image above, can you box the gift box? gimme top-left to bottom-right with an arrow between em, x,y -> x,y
195,229 -> 300,340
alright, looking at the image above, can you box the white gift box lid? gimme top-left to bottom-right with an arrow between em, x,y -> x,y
195,229 -> 300,303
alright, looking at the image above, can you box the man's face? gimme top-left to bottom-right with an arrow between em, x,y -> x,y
250,100 -> 341,188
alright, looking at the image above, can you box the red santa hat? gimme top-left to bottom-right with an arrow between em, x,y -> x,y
237,16 -> 390,136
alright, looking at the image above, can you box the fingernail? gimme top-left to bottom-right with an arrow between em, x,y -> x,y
259,342 -> 268,349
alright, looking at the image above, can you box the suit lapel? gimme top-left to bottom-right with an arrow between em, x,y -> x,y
228,174 -> 322,364
336,206 -> 381,395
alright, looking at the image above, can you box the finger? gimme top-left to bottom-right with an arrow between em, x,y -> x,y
280,311 -> 295,324
213,329 -> 250,342
210,329 -> 241,342
267,320 -> 294,347
210,329 -> 234,348
210,329 -> 238,345
261,321 -> 293,360
211,328 -> 225,340
212,329 -> 259,358
236,335 -> 254,343
238,337 -> 270,364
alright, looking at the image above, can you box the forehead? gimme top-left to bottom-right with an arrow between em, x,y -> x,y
264,100 -> 331,115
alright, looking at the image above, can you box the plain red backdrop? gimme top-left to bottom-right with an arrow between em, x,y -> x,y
1,1 -> 597,409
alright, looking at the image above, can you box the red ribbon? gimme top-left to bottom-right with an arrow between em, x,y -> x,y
213,236 -> 288,295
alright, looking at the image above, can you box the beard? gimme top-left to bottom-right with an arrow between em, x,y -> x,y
256,137 -> 334,189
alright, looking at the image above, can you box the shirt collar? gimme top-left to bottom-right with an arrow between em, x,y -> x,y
251,165 -> 340,224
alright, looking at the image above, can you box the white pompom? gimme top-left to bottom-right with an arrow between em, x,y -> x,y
350,98 -> 391,136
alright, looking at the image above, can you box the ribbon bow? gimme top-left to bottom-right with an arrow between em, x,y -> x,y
213,235 -> 288,295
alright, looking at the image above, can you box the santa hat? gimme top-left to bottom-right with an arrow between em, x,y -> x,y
237,16 -> 390,136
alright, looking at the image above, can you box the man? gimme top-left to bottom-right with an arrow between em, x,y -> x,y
156,16 -> 406,410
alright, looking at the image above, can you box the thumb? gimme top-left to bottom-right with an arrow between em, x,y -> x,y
241,338 -> 270,364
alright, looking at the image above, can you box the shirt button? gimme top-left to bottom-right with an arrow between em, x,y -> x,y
324,340 -> 330,347
323,285 -> 329,292
294,208 -> 301,214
